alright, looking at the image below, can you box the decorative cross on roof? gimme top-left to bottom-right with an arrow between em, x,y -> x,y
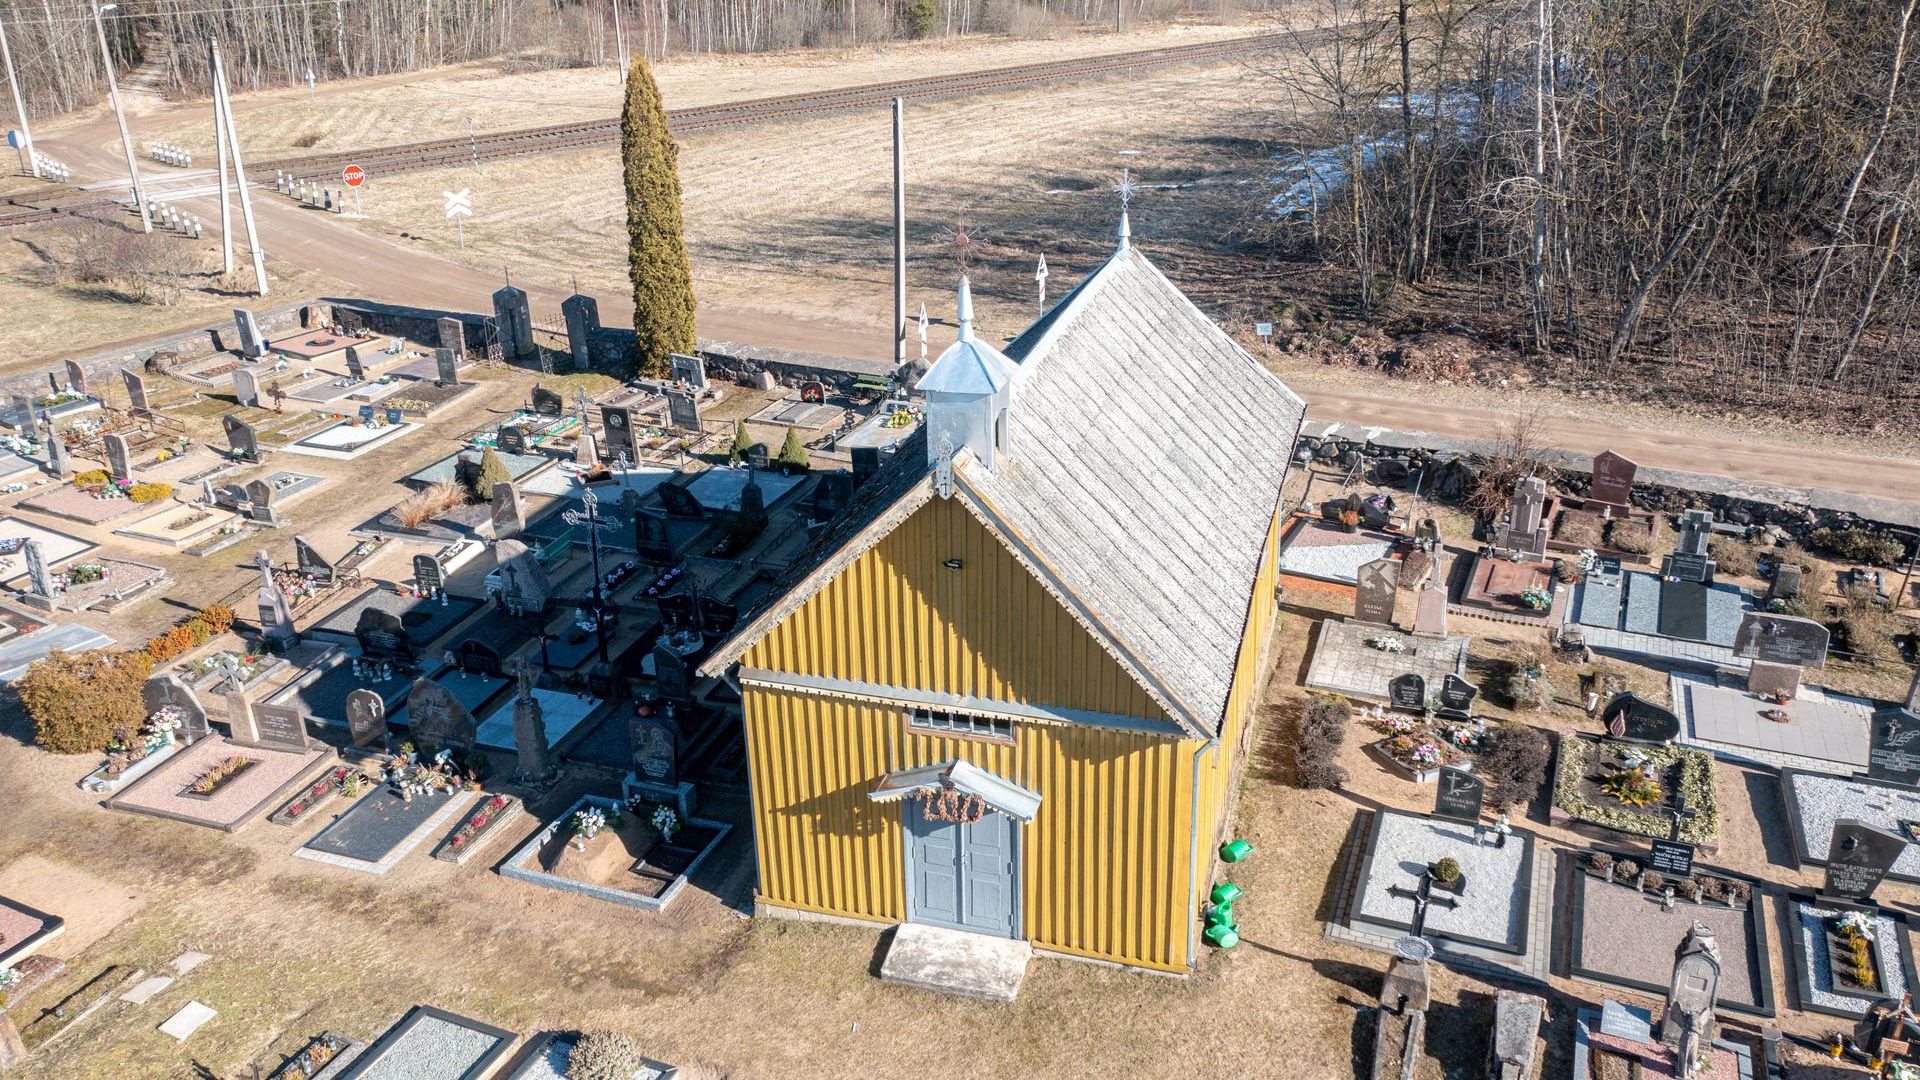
934,221 -> 977,271
1114,167 -> 1136,211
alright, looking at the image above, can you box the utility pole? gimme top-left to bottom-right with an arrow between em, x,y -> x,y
0,18 -> 37,178
211,40 -> 267,296
610,0 -> 627,79
90,1 -> 150,232
892,97 -> 906,369
209,41 -> 232,276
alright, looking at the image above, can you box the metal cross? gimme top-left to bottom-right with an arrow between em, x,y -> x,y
1665,791 -> 1700,843
560,487 -> 615,664
1387,869 -> 1460,940
1115,167 -> 1136,210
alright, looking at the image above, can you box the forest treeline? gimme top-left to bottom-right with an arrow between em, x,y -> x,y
1261,0 -> 1920,421
1,0 -> 1227,115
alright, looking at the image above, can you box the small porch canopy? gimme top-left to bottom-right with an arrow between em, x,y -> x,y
868,759 -> 1042,823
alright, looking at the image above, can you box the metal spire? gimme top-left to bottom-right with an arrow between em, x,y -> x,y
1115,168 -> 1135,253
956,275 -> 975,343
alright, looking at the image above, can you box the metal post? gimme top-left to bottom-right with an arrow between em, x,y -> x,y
90,1 -> 150,232
610,0 -> 627,77
0,19 -> 37,178
892,97 -> 906,368
208,41 -> 232,276
466,116 -> 477,168
212,40 -> 267,296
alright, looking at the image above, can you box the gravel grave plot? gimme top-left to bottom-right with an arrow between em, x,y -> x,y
0,515 -> 96,581
342,1008 -> 512,1080
16,485 -> 149,525
508,1035 -> 668,1080
1353,810 -> 1530,949
301,787 -> 459,864
1574,873 -> 1765,1011
106,735 -> 330,830
1794,902 -> 1907,1015
310,588 -> 481,652
0,897 -> 53,963
1788,773 -> 1920,879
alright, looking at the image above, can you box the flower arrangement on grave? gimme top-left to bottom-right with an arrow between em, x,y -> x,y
651,804 -> 680,841
1382,733 -> 1461,770
34,390 -> 84,408
188,754 -> 255,795
1409,742 -> 1444,766
1519,586 -> 1552,610
1366,636 -> 1405,653
1836,914 -> 1878,986
1431,857 -> 1461,884
1839,910 -> 1877,942
448,795 -> 513,851
1599,763 -> 1664,808
1887,1061 -> 1920,1080
1492,814 -> 1512,838
60,563 -> 107,587
572,805 -> 619,847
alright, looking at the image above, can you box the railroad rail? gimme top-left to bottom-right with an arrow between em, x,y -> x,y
0,29 -> 1293,229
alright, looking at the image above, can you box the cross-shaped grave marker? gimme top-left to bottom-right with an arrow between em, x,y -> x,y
1387,867 -> 1461,941
1665,790 -> 1700,843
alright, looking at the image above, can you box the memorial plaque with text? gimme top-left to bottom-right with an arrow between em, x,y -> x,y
1433,767 -> 1485,824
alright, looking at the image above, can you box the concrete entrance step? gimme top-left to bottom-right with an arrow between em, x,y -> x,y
879,923 -> 1031,1002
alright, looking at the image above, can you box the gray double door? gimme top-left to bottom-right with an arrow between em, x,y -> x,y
905,799 -> 1019,938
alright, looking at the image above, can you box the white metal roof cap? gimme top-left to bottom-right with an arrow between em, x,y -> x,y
915,337 -> 1016,396
868,759 -> 1042,822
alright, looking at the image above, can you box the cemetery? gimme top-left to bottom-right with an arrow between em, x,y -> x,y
282,414 -> 421,460
498,794 -> 731,912
1783,895 -> 1919,1020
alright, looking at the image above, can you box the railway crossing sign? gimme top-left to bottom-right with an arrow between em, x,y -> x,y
443,188 -> 473,247
342,164 -> 365,187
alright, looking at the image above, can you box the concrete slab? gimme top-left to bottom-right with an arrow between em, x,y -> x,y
120,974 -> 174,1003
157,1000 -> 216,1040
169,950 -> 212,976
879,923 -> 1031,1002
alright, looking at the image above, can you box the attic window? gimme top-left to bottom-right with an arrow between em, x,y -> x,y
908,708 -> 1013,742
994,410 -> 1006,452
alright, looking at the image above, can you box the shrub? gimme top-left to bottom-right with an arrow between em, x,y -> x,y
1432,857 -> 1461,883
775,426 -> 811,474
1837,588 -> 1904,659
1614,858 -> 1640,882
902,0 -> 939,37
145,602 -> 241,661
729,420 -> 751,464
472,446 -> 513,502
1586,852 -> 1613,875
570,1030 -> 650,1080
1292,693 -> 1349,790
396,479 -> 464,529
73,469 -> 108,488
1504,668 -> 1555,710
1708,536 -> 1757,577
1556,515 -> 1603,547
1555,559 -> 1584,584
1811,526 -> 1908,566
18,648 -> 153,753
1607,519 -> 1654,554
1600,766 -> 1664,808
199,603 -> 235,633
127,482 -> 172,503
145,625 -> 197,662
1724,880 -> 1750,906
1478,723 -> 1552,811
1641,871 -> 1664,895
1676,878 -> 1701,902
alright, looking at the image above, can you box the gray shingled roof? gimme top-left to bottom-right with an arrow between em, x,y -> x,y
966,248 -> 1306,734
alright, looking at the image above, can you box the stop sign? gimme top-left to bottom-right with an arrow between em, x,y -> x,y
342,164 -> 365,188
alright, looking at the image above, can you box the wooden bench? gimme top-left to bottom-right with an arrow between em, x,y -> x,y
537,526 -> 576,572
850,374 -> 891,397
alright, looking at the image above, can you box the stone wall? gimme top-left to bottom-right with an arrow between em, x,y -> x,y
1296,421 -> 1920,545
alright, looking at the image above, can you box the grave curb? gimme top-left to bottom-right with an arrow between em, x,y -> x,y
497,793 -> 733,913
1777,890 -> 1920,1019
102,741 -> 337,834
333,1005 -> 515,1080
1777,767 -> 1920,885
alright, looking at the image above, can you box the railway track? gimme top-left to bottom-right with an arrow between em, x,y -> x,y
0,29 -> 1293,229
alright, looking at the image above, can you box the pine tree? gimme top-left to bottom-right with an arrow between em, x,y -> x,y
476,445 -> 514,501
622,55 -> 697,380
776,426 -> 811,474
729,420 -> 752,464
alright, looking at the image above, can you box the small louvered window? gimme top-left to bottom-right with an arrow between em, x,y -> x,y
908,708 -> 1013,741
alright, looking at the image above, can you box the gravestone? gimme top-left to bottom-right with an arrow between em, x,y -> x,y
412,553 -> 443,595
656,594 -> 695,631
635,512 -> 672,564
1432,767 -> 1484,823
812,472 -> 854,523
434,348 -> 459,387
233,309 -> 267,357
1599,692 -> 1681,744
1354,557 -> 1399,625
665,388 -> 701,432
630,710 -> 682,787
1658,921 -> 1722,1065
216,483 -> 246,509
1746,660 -> 1802,702
344,345 -> 365,381
1412,554 -> 1449,636
489,289 -> 533,360
1732,611 -> 1829,669
255,550 -> 297,649
1823,819 -> 1908,902
64,359 -> 87,396
653,641 -> 692,701
233,702 -> 312,752
103,433 -> 131,482
246,478 -> 279,525
1674,509 -> 1713,557
122,368 -> 150,413
1768,563 -> 1804,601
511,659 -> 554,780
1435,674 -> 1478,721
490,482 -> 525,541
354,607 -> 412,663
600,405 -> 636,463
1649,839 -> 1696,878
531,386 -> 563,417
739,469 -> 765,523
670,353 -> 708,389
850,445 -> 881,486
561,294 -> 600,370
1868,707 -> 1920,787
436,316 -> 467,361
496,424 -> 529,456
1496,475 -> 1550,561
21,539 -> 52,601
231,368 -> 261,409
43,416 -> 69,479
457,639 -> 501,678
1589,450 -> 1638,509
697,596 -> 739,637
493,539 -> 552,614
1388,673 -> 1427,712
223,414 -> 260,461
293,536 -> 334,585
142,674 -> 209,742
406,677 -> 477,754
574,432 -> 598,467
9,394 -> 33,431
658,483 -> 704,520
344,688 -> 387,749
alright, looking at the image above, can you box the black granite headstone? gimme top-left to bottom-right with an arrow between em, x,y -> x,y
850,446 -> 881,486
1436,674 -> 1478,721
294,536 -> 334,585
457,639 -> 501,677
658,484 -> 704,520
413,553 -> 443,595
1599,692 -> 1681,745
600,404 -> 636,463
656,593 -> 695,630
1649,839 -> 1696,878
1868,708 -> 1920,788
1433,767 -> 1485,823
497,425 -> 529,456
635,512 -> 673,564
531,386 -> 563,416
1732,611 -> 1830,668
1388,673 -> 1427,712
697,596 -> 738,637
354,607 -> 412,661
1824,819 -> 1909,902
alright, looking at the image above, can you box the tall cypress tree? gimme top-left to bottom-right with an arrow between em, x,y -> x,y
621,56 -> 696,380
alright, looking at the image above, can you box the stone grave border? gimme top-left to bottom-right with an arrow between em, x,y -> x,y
256,470 -> 329,508
429,793 -> 523,865
334,1005 -> 515,1080
0,895 -> 65,969
265,1031 -> 367,1080
1777,767 -> 1920,885
1348,806 -> 1537,955
498,1031 -> 676,1080
293,786 -> 478,875
104,739 -> 337,833
1778,891 -> 1920,1020
1549,734 -> 1721,852
78,739 -> 187,794
1561,847 -> 1776,1018
498,794 -> 732,913
1570,1007 -> 1754,1080
280,418 -> 420,461
16,485 -> 156,526
112,503 -> 239,548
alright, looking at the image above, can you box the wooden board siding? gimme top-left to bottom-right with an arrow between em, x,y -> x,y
745,683 -> 1195,971
741,496 -> 1169,723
